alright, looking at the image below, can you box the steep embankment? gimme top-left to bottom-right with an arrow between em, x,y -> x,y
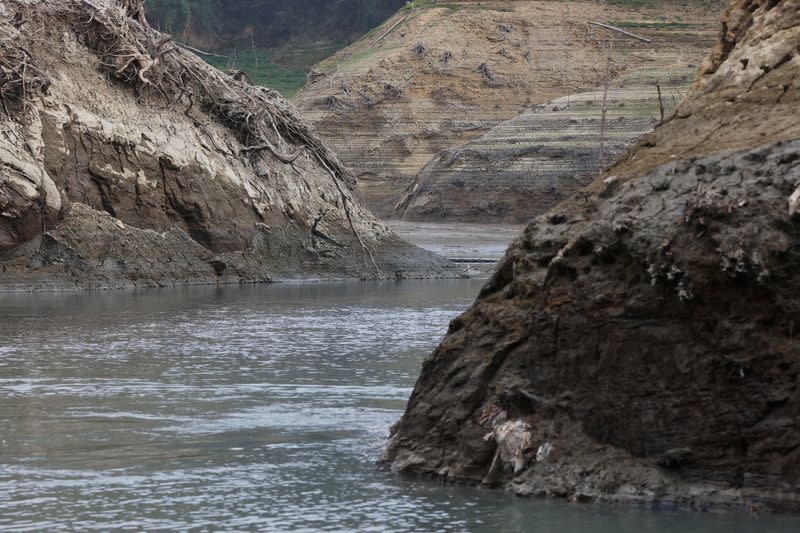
0,0 -> 453,291
295,0 -> 722,217
386,0 -> 800,513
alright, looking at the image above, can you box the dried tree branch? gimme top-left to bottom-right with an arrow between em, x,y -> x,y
588,21 -> 652,43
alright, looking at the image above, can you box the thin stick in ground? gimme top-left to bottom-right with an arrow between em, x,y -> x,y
599,41 -> 612,174
656,79 -> 665,121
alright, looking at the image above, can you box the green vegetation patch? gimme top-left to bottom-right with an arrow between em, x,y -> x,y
203,46 -> 307,98
401,0 -> 437,11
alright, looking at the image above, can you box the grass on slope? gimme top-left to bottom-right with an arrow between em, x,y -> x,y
202,42 -> 343,98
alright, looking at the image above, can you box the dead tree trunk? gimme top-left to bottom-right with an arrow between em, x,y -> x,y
599,42 -> 612,174
588,21 -> 651,43
656,79 -> 665,121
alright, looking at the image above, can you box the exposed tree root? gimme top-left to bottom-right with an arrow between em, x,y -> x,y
0,38 -> 50,113
119,0 -> 148,28
241,141 -> 306,164
45,0 -> 378,266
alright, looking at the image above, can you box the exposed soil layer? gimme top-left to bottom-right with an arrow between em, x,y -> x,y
386,0 -> 800,514
0,0 -> 455,291
394,67 -> 693,223
612,0 -> 800,178
296,0 -> 722,218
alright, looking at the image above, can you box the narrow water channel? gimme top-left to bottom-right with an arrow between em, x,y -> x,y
1,281 -> 797,532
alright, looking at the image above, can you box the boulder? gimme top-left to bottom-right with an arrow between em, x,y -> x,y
386,0 -> 800,513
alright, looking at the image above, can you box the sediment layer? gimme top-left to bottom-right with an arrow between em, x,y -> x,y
296,0 -> 722,219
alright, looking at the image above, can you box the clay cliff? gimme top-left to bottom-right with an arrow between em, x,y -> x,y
295,0 -> 722,218
386,0 -> 800,513
0,0 -> 453,291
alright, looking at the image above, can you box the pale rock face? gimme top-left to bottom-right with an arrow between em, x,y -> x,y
692,0 -> 800,97
535,442 -> 553,463
0,0 -> 452,290
0,109 -> 62,250
789,186 -> 800,216
612,0 -> 800,178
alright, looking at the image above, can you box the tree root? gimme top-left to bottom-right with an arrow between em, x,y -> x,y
242,141 -> 306,164
0,40 -> 50,112
119,0 -> 149,28
60,0 -> 376,270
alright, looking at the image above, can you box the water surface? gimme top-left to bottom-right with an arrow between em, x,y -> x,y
0,281 -> 797,532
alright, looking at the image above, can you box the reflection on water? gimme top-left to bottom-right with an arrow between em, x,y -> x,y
0,281 -> 797,532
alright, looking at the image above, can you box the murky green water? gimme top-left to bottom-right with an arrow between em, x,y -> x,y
1,280 -> 798,532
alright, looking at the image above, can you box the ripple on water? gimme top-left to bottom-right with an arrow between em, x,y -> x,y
1,281 -> 799,532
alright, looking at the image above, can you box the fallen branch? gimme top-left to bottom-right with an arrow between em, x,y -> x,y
588,21 -> 652,43
177,43 -> 227,59
369,15 -> 406,49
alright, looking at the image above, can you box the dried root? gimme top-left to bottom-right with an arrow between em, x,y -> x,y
0,40 -> 50,113
113,35 -> 174,89
77,4 -> 349,181
60,0 -> 378,273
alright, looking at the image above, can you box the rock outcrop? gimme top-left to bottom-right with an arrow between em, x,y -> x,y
386,0 -> 800,513
295,0 -> 723,218
0,0 -> 453,291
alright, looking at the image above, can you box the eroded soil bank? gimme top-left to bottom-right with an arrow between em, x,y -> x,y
0,0 -> 455,292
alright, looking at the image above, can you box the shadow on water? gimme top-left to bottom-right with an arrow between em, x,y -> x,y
1,280 -> 798,531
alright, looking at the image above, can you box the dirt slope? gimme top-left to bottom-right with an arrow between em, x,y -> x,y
0,0 -> 454,291
295,0 -> 722,217
612,0 -> 800,177
386,0 -> 800,513
394,66 -> 694,223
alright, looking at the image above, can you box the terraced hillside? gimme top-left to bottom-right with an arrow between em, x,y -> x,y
295,0 -> 724,218
395,65 -> 695,222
